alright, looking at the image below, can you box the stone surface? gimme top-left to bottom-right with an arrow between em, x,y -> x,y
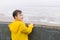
0,24 -> 60,40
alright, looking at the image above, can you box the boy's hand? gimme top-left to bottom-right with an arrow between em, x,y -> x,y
28,23 -> 34,28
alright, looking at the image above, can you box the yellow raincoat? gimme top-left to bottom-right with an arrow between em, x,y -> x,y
8,20 -> 34,40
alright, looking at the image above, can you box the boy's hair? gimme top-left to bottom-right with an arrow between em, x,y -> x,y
13,10 -> 22,19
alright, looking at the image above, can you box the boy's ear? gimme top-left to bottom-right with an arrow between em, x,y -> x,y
14,16 -> 17,19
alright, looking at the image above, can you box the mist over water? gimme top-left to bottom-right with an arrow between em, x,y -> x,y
0,0 -> 60,24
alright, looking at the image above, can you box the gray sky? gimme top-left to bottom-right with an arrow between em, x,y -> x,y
0,0 -> 60,15
0,0 -> 60,24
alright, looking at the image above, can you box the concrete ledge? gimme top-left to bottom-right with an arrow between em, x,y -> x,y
0,24 -> 60,40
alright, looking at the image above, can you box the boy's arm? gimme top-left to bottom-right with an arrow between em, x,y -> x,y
20,23 -> 34,34
8,21 -> 20,33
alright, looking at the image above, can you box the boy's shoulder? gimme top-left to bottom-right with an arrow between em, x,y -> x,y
9,20 -> 25,26
12,21 -> 22,24
8,21 -> 21,26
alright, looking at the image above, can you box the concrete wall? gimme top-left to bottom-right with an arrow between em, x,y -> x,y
0,24 -> 60,40
0,24 -> 11,40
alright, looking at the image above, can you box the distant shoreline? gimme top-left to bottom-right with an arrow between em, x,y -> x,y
0,21 -> 60,27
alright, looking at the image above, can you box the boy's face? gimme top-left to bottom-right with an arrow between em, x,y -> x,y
15,12 -> 23,21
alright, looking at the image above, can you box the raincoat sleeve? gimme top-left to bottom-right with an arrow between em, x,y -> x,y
8,22 -> 20,33
20,23 -> 34,34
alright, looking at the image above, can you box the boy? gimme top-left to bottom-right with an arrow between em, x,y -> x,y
8,10 -> 34,40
